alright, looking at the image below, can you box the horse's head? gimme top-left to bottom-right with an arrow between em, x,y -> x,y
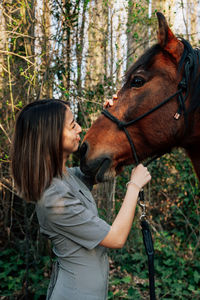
80,12 -> 200,182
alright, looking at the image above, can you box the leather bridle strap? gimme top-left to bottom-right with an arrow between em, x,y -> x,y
101,88 -> 184,165
102,89 -> 182,128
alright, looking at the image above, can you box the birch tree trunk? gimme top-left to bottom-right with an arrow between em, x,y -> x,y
40,0 -> 53,98
187,0 -> 198,45
126,0 -> 153,69
152,0 -> 199,46
85,0 -> 109,89
0,4 -> 6,103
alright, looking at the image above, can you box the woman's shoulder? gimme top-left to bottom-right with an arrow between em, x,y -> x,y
46,176 -> 70,194
67,167 -> 94,191
67,166 -> 84,180
39,176 -> 76,207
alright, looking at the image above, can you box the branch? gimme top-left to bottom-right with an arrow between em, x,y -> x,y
0,123 -> 11,144
0,50 -> 36,66
3,30 -> 35,39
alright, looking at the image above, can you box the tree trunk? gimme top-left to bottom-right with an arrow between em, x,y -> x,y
40,0 -> 53,99
85,0 -> 109,87
0,4 -> 6,102
126,0 -> 152,69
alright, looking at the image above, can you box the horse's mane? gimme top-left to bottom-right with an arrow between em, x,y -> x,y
180,39 -> 200,113
124,39 -> 200,113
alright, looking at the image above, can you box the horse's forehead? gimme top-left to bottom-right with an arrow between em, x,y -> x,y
152,52 -> 178,77
128,53 -> 178,85
126,52 -> 177,84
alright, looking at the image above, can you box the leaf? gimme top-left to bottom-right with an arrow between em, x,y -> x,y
122,275 -> 131,283
194,270 -> 200,284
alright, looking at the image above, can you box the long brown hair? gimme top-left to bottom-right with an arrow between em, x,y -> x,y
11,99 -> 69,202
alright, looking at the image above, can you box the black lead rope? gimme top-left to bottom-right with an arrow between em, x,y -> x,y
141,218 -> 156,300
103,105 -> 157,299
139,189 -> 156,300
123,121 -> 157,299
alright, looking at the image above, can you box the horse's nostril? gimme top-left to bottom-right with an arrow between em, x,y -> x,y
80,142 -> 88,158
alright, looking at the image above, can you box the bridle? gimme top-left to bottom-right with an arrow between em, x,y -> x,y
102,88 -> 185,166
102,68 -> 191,167
101,41 -> 197,300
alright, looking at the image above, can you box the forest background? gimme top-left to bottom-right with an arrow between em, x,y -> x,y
0,0 -> 200,299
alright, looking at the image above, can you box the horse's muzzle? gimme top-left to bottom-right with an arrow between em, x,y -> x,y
80,142 -> 112,182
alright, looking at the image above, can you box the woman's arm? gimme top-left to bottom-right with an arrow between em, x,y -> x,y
99,164 -> 151,249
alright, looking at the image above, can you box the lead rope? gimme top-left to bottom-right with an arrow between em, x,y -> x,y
141,217 -> 156,300
102,111 -> 158,299
102,109 -> 157,299
124,126 -> 156,300
138,187 -> 156,300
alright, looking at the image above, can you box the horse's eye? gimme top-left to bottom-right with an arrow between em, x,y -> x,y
131,76 -> 145,88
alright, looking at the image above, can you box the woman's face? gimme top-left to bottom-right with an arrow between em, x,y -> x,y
62,107 -> 82,156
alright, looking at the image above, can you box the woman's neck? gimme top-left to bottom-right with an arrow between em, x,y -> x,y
62,156 -> 68,174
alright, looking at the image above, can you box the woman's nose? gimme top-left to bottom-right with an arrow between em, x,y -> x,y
77,123 -> 82,133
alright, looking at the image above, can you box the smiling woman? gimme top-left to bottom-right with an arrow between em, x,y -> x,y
10,98 -> 151,300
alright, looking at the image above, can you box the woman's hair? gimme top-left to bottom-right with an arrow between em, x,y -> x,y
10,99 -> 70,202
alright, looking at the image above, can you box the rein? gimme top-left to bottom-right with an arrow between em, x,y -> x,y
101,43 -> 195,300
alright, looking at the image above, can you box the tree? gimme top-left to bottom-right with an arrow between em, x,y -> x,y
126,0 -> 156,69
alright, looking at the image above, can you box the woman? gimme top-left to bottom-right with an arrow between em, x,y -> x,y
11,99 -> 151,300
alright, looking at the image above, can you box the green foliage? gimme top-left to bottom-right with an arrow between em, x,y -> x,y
154,232 -> 200,298
108,149 -> 200,299
108,226 -> 200,299
0,246 -> 50,299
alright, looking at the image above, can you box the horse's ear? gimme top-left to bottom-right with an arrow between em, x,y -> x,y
156,12 -> 184,62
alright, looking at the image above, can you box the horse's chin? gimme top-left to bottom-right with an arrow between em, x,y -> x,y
95,163 -> 124,182
115,163 -> 125,175
95,160 -> 115,182
80,153 -> 127,183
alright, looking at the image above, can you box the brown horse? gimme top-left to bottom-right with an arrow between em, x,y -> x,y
80,12 -> 200,183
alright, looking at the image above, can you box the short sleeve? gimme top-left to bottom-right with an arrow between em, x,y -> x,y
45,188 -> 110,250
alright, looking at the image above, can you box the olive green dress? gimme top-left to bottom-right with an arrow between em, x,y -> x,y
36,167 -> 111,300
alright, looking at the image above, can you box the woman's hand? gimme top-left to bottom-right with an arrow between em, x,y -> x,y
103,94 -> 118,108
128,164 -> 151,189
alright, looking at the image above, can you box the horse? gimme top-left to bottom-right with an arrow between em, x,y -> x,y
80,12 -> 200,183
